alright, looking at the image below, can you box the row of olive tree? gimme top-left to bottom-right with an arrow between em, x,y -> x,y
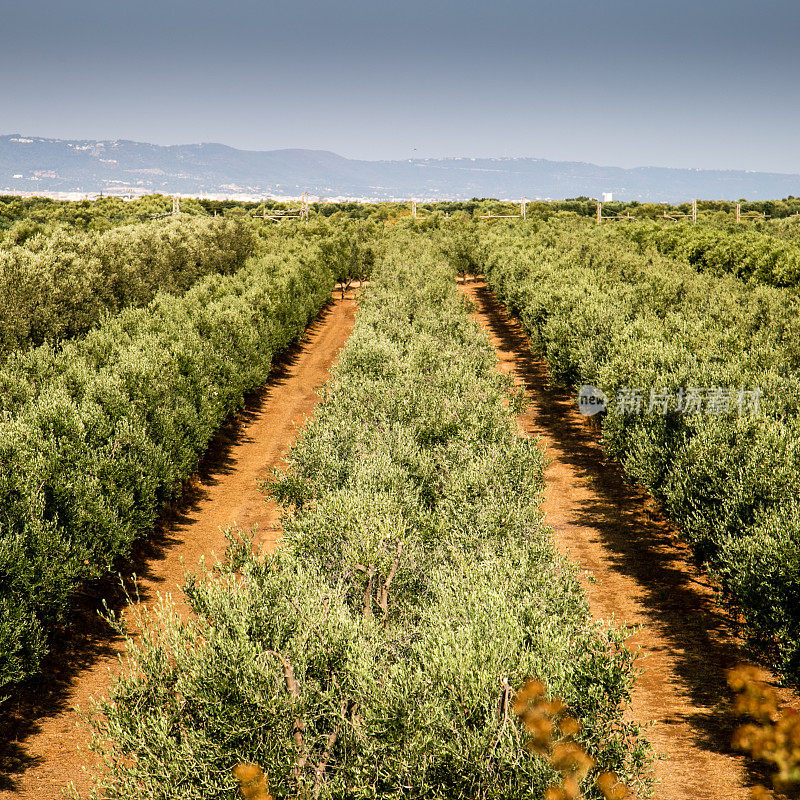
477,218 -> 800,683
0,233 -> 334,692
614,220 -> 800,287
0,216 -> 256,359
85,231 -> 650,799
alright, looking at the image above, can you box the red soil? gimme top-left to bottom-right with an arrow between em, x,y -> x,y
2,278 -> 784,799
0,293 -> 356,799
462,279 -> 774,800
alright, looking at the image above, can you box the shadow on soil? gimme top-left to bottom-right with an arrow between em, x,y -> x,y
466,281 -> 772,791
0,299 -> 339,792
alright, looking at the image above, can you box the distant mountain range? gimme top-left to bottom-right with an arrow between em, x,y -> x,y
1,134 -> 798,202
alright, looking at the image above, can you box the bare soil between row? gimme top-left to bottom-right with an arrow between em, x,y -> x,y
2,279 -> 784,799
0,294 -> 357,799
461,279 -> 773,799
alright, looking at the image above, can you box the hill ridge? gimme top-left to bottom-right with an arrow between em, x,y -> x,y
1,134 -> 797,201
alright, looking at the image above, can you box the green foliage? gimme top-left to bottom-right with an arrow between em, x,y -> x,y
312,219 -> 378,286
477,218 -> 800,681
0,236 -> 334,692
0,216 -> 256,358
0,194 -> 211,230
435,217 -> 484,278
86,233 -> 650,800
616,221 -> 800,287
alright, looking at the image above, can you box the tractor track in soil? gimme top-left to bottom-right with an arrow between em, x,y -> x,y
461,279 -> 778,800
0,292 -> 357,800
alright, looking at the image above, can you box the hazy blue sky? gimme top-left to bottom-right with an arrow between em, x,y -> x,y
2,0 -> 798,172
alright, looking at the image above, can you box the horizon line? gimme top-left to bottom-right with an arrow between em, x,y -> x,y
3,133 -> 800,179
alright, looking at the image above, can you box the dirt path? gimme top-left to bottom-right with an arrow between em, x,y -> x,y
462,280 -> 763,800
0,294 -> 357,799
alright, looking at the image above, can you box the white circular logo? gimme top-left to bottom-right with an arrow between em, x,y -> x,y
577,385 -> 607,416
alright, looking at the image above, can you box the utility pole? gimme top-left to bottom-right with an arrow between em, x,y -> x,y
411,200 -> 417,219
736,203 -> 741,223
692,199 -> 697,224
596,201 -> 602,224
521,197 -> 527,220
172,196 -> 180,215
